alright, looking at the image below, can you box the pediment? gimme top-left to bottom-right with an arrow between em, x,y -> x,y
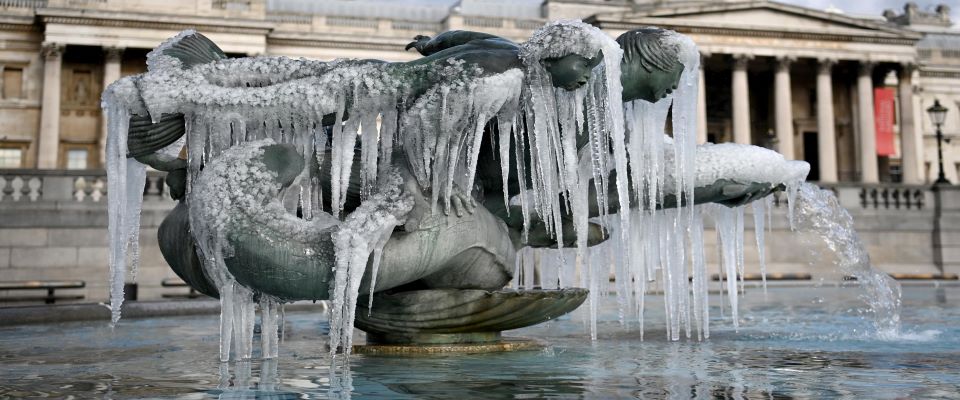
599,1 -> 919,39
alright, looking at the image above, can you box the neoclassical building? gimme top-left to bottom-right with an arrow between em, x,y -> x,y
1,0 -> 958,185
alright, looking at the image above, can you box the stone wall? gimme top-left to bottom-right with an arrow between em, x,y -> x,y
1,171 -> 957,306
0,170 -> 179,304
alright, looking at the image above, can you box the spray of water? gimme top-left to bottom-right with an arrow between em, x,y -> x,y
793,183 -> 902,337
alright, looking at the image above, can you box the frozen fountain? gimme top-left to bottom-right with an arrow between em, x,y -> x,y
99,20 -> 900,377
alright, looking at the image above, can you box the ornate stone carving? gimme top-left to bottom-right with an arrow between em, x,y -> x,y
817,58 -> 836,74
41,43 -> 64,60
104,46 -> 124,63
775,56 -> 794,72
733,54 -> 752,70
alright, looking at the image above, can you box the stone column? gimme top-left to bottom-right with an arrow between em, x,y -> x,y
857,61 -> 879,183
696,53 -> 708,144
774,56 -> 795,159
37,43 -> 64,169
816,58 -> 838,183
898,64 -> 921,184
100,47 -> 124,165
731,54 -> 752,144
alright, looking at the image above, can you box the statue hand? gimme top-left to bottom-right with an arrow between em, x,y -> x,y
445,188 -> 476,218
714,181 -> 778,208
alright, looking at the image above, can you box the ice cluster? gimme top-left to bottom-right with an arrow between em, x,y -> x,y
103,19 -> 819,370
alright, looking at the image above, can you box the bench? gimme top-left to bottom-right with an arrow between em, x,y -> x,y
710,273 -> 812,281
161,278 -> 205,299
845,273 -> 959,281
0,280 -> 86,304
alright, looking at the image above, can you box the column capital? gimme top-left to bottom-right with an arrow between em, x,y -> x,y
858,60 -> 875,76
699,50 -> 712,67
899,62 -> 918,75
733,54 -> 753,69
817,58 -> 836,74
775,55 -> 795,71
104,46 -> 125,62
41,43 -> 64,60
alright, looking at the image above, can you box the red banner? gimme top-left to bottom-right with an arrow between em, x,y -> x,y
874,87 -> 896,156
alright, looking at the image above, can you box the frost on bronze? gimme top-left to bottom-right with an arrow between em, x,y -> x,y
102,22 -> 809,360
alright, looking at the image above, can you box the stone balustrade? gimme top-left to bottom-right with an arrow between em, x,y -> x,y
1,170 -> 958,306
768,183 -> 934,212
0,169 -> 172,204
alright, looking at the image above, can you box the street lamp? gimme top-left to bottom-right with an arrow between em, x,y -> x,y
927,99 -> 950,185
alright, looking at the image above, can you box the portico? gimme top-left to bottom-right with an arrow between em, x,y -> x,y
592,1 -> 922,183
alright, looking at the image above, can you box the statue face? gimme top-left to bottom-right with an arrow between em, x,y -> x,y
543,53 -> 603,91
621,58 -> 684,103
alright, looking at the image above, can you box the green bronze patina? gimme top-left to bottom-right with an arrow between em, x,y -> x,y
134,28 -> 779,346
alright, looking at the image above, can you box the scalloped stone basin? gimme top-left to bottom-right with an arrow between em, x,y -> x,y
355,288 -> 588,344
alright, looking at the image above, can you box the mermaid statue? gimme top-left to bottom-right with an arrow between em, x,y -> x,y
102,21 -> 808,356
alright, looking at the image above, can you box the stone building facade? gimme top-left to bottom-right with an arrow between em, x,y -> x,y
1,0 -> 959,303
0,0 -> 957,184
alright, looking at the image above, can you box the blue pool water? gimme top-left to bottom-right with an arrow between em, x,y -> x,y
1,285 -> 958,399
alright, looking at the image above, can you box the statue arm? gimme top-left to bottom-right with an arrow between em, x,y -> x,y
406,30 -> 513,55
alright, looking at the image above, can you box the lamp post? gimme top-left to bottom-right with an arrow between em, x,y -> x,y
927,99 -> 950,185
927,99 -> 950,276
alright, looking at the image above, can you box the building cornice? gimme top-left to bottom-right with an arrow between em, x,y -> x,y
610,0 -> 921,39
590,18 -> 921,47
920,70 -> 960,79
0,22 -> 41,32
267,34 -> 409,52
36,8 -> 274,35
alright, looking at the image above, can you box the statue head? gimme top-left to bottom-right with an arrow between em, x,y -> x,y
617,28 -> 685,103
519,20 -> 621,91
543,53 -> 603,90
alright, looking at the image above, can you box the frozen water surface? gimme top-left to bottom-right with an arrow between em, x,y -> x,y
1,286 -> 958,399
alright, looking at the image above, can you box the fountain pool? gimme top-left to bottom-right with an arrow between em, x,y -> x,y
2,285 -> 957,399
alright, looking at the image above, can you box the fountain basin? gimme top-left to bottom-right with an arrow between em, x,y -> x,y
355,288 -> 588,345
1,284 -> 958,398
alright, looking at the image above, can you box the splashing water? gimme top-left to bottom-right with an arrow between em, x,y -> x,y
793,183 -> 902,336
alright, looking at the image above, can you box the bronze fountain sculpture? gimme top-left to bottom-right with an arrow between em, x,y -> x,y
102,21 -> 807,359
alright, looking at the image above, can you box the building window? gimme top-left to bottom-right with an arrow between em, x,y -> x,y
3,67 -> 24,99
0,148 -> 22,168
66,149 -> 88,170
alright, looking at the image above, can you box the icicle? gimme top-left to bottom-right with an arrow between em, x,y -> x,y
690,206 -> 709,340
498,115 -> 513,213
712,205 -> 740,329
260,296 -> 280,359
329,168 -> 412,357
786,179 -> 800,230
103,96 -> 147,326
359,113 -> 380,199
365,231 -> 392,315
735,206 -> 745,294
752,198 -> 768,293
